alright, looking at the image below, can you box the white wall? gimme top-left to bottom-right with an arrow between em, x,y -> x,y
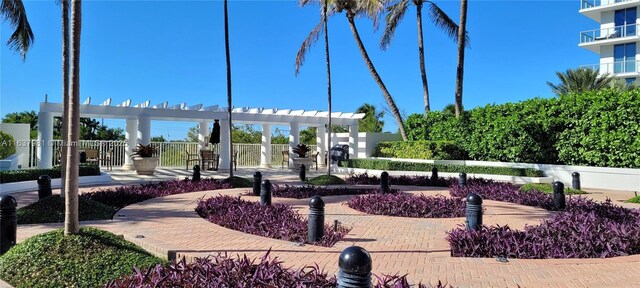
0,123 -> 30,169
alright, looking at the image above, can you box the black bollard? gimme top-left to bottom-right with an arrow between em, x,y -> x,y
431,167 -> 439,181
253,171 -> 262,196
79,151 -> 87,163
458,172 -> 467,188
37,175 -> 52,200
307,196 -> 325,243
380,171 -> 390,193
192,165 -> 201,182
0,195 -> 17,255
299,164 -> 306,181
572,172 -> 581,190
260,179 -> 272,206
338,246 -> 372,288
553,181 -> 566,210
466,193 -> 483,231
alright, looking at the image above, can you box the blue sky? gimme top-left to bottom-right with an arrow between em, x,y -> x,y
1,0 -> 597,139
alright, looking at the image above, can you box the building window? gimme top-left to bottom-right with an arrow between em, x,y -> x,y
625,78 -> 636,85
615,7 -> 636,37
614,43 -> 636,73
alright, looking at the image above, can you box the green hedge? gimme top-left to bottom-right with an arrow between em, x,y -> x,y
373,140 -> 467,160
0,131 -> 16,159
0,164 -> 101,184
339,159 -> 544,177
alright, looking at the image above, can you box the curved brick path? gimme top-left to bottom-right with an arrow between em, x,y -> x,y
12,186 -> 640,287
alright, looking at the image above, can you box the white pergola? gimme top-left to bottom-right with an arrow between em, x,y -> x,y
37,98 -> 364,170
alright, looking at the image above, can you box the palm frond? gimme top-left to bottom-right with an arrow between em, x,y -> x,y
354,0 -> 386,29
2,0 -> 34,60
425,2 -> 457,39
380,0 -> 408,50
295,19 -> 325,76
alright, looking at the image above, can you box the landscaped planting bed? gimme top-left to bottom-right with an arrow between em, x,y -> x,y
450,180 -> 555,210
17,195 -> 117,224
195,195 -> 349,247
0,164 -> 101,183
348,193 -> 466,218
270,184 -> 391,199
346,173 -> 450,187
306,174 -> 346,185
520,183 -> 585,195
340,159 -> 544,177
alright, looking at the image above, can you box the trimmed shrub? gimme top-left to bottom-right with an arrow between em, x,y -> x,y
270,184 -> 391,199
306,175 -> 346,185
0,164 -> 101,184
626,195 -> 640,203
195,195 -> 349,247
17,195 -> 118,224
0,131 -> 16,159
346,173 -> 450,187
224,176 -> 252,187
373,140 -> 467,160
348,193 -> 466,218
520,183 -> 585,195
340,159 -> 544,177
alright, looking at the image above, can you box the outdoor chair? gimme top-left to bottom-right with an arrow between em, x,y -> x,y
233,150 -> 238,171
104,148 -> 113,171
85,149 -> 100,167
185,149 -> 200,170
281,150 -> 289,169
200,149 -> 220,171
311,151 -> 319,170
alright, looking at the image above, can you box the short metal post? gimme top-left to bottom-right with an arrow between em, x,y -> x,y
253,171 -> 262,196
37,175 -> 52,200
192,165 -> 201,182
466,193 -> 482,231
553,181 -> 566,210
299,164 -> 306,181
572,172 -> 581,190
380,171 -> 390,193
260,179 -> 272,206
431,167 -> 438,181
307,196 -> 325,243
0,195 -> 17,255
458,172 -> 467,188
338,246 -> 372,288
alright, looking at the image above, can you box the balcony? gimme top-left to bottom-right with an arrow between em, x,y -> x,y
581,60 -> 640,76
580,0 -> 640,21
579,23 -> 640,52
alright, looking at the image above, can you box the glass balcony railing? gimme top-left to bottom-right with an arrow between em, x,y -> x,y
581,0 -> 636,9
580,60 -> 640,74
580,23 -> 639,44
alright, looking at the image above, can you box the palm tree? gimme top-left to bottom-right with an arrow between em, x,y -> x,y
356,103 -> 384,132
453,0 -> 467,118
60,0 -> 70,199
224,0 -> 233,178
381,0 -> 462,115
64,0 -> 81,235
1,0 -> 34,60
547,67 -> 614,96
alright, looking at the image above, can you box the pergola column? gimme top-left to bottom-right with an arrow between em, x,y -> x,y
124,118 -> 138,170
288,122 -> 300,167
138,115 -> 151,145
198,121 -> 209,150
261,124 -> 271,168
219,119 -> 230,172
37,111 -> 53,168
349,123 -> 359,158
316,125 -> 326,167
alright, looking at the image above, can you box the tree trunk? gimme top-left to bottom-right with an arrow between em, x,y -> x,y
60,0 -> 69,199
323,0 -> 332,175
224,0 -> 233,178
416,3 -> 430,114
346,13 -> 408,140
454,0 -> 467,118
64,0 -> 81,235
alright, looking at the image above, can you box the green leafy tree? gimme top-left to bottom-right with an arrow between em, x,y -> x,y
232,125 -> 261,143
547,67 -> 613,96
151,135 -> 167,142
271,128 -> 289,144
356,103 -> 384,132
185,126 -> 199,143
2,110 -> 38,139
300,127 -> 317,145
1,0 -> 34,60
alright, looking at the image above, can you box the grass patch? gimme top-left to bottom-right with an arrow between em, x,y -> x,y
520,183 -> 585,195
224,176 -> 252,188
0,227 -> 166,288
306,175 -> 345,185
17,195 -> 118,224
625,195 -> 640,203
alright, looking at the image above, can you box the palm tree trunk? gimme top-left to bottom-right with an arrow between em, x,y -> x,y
64,0 -> 81,235
416,3 -> 430,114
224,0 -> 233,178
346,13 -> 408,140
454,0 -> 467,118
323,0 -> 332,175
60,0 -> 69,199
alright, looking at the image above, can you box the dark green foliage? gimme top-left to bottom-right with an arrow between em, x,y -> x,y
17,195 -> 118,224
373,140 -> 467,160
625,195 -> 640,203
0,164 -> 101,183
0,131 -> 16,159
520,183 -> 585,195
0,227 -> 165,288
306,175 -> 346,185
224,176 -> 252,187
340,159 -> 544,177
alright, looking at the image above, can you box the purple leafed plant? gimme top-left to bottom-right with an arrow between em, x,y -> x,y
195,195 -> 349,247
447,198 -> 640,259
348,193 -> 466,218
269,184 -> 394,199
84,178 -> 232,209
345,173 -> 452,187
449,180 -> 554,210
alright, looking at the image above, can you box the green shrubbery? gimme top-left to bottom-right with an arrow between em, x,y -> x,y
0,164 -> 101,183
0,131 -> 16,159
17,195 -> 118,224
402,89 -> 640,168
373,140 -> 467,160
307,175 -> 346,185
340,159 -> 544,177
520,183 -> 585,195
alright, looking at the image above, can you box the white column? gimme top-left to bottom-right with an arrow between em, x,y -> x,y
316,125 -> 326,167
198,121 -> 209,150
288,122 -> 300,167
138,115 -> 151,145
124,118 -> 138,170
349,123 -> 359,158
219,119 -> 230,172
261,124 -> 271,168
37,111 -> 53,168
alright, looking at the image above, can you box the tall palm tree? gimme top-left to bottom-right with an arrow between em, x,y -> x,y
546,67 -> 613,96
1,0 -> 34,60
60,0 -> 70,199
453,0 -> 467,118
224,0 -> 233,178
381,0 -> 462,115
64,0 -> 81,235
